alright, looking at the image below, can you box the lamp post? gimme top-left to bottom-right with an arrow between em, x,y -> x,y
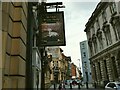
84,62 -> 89,89
78,59 -> 81,70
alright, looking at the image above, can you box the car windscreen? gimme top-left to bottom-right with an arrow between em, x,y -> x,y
117,84 -> 120,86
117,84 -> 120,89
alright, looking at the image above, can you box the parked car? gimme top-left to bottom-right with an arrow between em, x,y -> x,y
75,79 -> 81,85
72,80 -> 78,85
65,80 -> 72,85
105,82 -> 120,90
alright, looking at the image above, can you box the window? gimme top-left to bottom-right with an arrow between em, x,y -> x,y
53,61 -> 54,67
107,29 -> 112,45
57,61 -> 59,67
83,52 -> 86,57
90,45 -> 93,56
99,37 -> 103,49
92,34 -> 98,53
82,43 -> 85,49
102,10 -> 107,23
103,25 -> 112,45
88,38 -> 93,56
91,25 -> 95,35
117,84 -> 120,86
96,18 -> 100,30
97,31 -> 103,50
109,2 -> 117,15
112,25 -> 119,41
93,40 -> 98,53
87,30 -> 91,39
115,24 -> 120,40
110,14 -> 120,41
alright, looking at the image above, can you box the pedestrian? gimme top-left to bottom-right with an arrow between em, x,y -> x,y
78,82 -> 81,89
58,81 -> 66,90
58,83 -> 62,90
62,81 -> 66,90
78,80 -> 81,89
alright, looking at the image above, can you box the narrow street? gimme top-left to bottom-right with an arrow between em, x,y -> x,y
48,84 -> 105,90
1,0 -> 120,89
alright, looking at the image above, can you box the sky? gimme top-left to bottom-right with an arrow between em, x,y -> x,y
46,0 -> 100,68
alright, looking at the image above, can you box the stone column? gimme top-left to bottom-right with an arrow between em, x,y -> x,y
95,62 -> 101,86
2,2 -> 11,88
106,58 -> 114,82
2,2 -> 27,88
100,59 -> 109,86
116,50 -> 120,81
100,60 -> 105,83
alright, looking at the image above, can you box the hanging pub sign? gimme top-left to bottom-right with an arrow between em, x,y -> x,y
40,11 -> 66,46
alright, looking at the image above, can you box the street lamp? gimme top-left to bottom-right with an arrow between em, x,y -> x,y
78,59 -> 81,70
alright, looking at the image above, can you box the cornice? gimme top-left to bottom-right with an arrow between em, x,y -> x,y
89,40 -> 120,60
84,2 -> 109,32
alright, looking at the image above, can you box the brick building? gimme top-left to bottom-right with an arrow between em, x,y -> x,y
71,63 -> 76,79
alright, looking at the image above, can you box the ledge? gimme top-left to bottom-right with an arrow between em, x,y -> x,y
89,40 -> 120,60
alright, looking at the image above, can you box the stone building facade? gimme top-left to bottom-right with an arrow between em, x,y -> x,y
84,1 -> 120,87
46,46 -> 70,83
2,2 -> 42,89
2,2 -> 27,88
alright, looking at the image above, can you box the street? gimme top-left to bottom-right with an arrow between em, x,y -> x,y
48,84 -> 105,90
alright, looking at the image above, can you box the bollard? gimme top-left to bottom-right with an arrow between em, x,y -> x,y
54,83 -> 56,90
70,83 -> 72,89
78,83 -> 81,89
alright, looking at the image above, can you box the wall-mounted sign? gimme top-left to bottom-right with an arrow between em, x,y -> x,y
40,11 -> 66,46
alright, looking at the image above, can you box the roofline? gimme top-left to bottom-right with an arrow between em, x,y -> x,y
84,1 -> 108,32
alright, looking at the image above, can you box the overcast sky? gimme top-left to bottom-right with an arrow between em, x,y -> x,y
46,0 -> 100,68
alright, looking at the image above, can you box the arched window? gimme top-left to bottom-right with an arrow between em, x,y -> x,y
102,10 -> 107,24
109,2 -> 117,15
92,35 -> 98,53
96,18 -> 100,30
102,24 -> 112,46
97,30 -> 103,50
110,15 -> 120,41
88,38 -> 93,56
